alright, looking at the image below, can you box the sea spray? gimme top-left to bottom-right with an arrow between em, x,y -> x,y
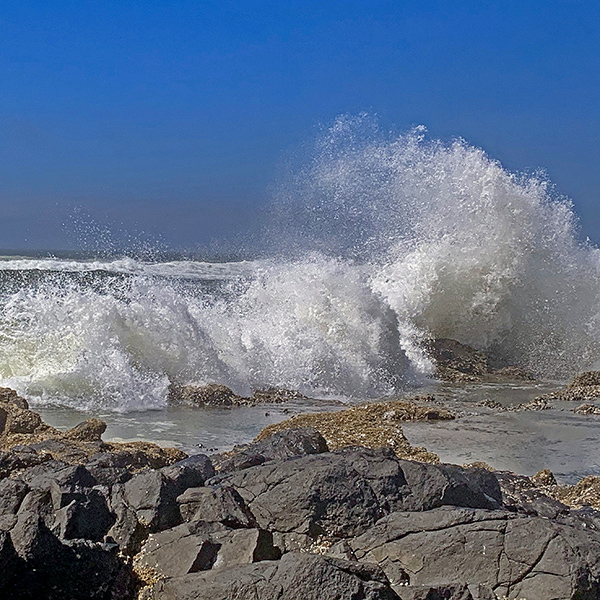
1,115 -> 599,410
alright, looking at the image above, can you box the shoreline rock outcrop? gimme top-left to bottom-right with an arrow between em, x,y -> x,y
3,386 -> 600,599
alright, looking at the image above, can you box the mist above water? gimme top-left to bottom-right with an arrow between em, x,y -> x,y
1,115 -> 599,411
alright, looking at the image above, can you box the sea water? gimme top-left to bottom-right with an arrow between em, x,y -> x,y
2,116 -> 600,479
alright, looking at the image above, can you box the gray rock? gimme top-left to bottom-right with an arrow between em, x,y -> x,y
10,488 -> 57,559
123,469 -> 180,531
107,498 -> 147,556
395,584 -> 475,600
161,453 -> 215,491
0,530 -> 24,592
212,427 -> 328,473
344,506 -> 600,599
137,520 -> 280,581
139,522 -> 222,577
147,551 -> 399,600
177,485 -> 256,527
212,448 -> 409,539
495,470 -> 571,519
85,451 -> 134,486
0,478 -> 29,530
25,464 -> 97,497
211,527 -> 281,567
9,486 -> 133,599
399,461 -> 501,511
0,446 -> 52,477
213,448 -> 503,542
53,488 -> 114,541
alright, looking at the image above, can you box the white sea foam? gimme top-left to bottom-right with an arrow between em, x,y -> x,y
0,256 -> 256,280
1,116 -> 599,411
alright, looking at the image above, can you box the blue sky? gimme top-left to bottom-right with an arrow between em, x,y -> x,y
0,0 -> 598,251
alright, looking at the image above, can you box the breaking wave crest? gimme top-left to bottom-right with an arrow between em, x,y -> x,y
1,115 -> 599,411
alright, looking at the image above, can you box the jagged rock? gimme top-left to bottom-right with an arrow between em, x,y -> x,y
0,478 -> 29,530
211,427 -> 328,473
30,438 -> 100,463
160,454 -> 215,490
118,455 -> 215,534
53,488 -> 114,541
94,442 -> 187,471
146,551 -> 399,600
135,521 -> 280,583
531,468 -> 557,487
211,448 -> 501,544
177,486 -> 256,527
123,470 -> 181,532
0,387 -> 29,410
0,531 -> 24,593
85,452 -> 135,486
476,399 -> 503,409
211,527 -> 281,568
136,522 -> 222,579
255,399 -> 453,463
341,506 -> 600,599
551,475 -> 600,509
539,370 -> 600,403
0,445 -> 52,477
399,461 -> 501,511
501,397 -> 550,412
107,498 -> 147,556
251,387 -> 313,403
395,584 -> 476,600
26,464 -> 97,498
0,387 -> 186,474
494,470 -> 570,518
168,383 -> 327,408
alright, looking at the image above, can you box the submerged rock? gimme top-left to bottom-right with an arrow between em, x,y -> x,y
501,397 -> 550,412
255,398 -> 454,462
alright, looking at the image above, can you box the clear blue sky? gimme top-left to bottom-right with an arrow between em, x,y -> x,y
0,0 -> 598,251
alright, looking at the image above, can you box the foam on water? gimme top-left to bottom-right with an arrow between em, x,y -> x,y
2,116 -> 599,411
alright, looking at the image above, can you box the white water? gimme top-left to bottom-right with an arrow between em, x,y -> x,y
2,116 -> 600,411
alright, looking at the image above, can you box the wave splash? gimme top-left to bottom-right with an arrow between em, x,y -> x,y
1,116 -> 599,410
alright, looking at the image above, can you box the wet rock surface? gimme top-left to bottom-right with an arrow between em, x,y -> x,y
255,398 -> 454,463
426,339 -> 535,383
3,387 -> 600,599
539,370 -> 600,403
167,383 -> 329,408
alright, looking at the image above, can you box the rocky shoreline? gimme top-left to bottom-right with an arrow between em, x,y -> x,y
2,381 -> 600,599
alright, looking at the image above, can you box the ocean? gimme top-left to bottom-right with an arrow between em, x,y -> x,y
2,119 -> 600,479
